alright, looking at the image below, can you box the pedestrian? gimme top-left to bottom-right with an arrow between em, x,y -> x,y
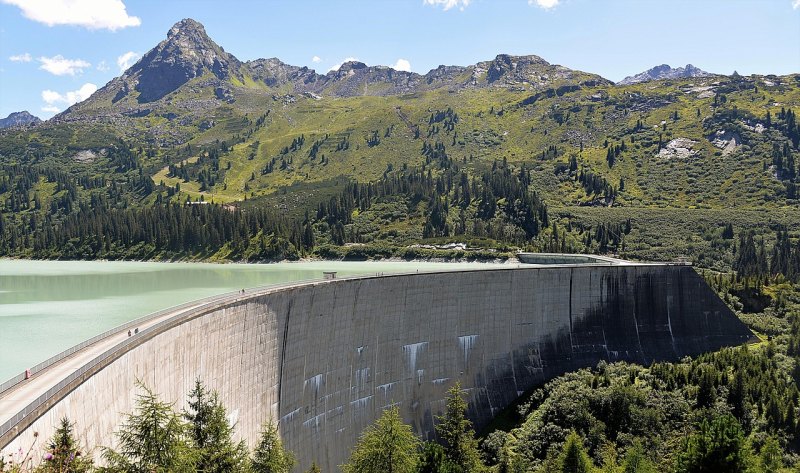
134,328 -> 139,334
128,330 -> 131,337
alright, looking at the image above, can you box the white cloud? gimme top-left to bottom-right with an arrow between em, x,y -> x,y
329,57 -> 359,72
39,55 -> 90,76
1,0 -> 141,30
9,53 -> 31,62
392,58 -> 411,72
529,0 -> 560,8
793,0 -> 800,9
423,0 -> 470,11
96,60 -> 110,72
312,55 -> 321,63
41,83 -> 98,111
116,51 -> 140,72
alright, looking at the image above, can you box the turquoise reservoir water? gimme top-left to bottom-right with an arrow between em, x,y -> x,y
0,259 -> 503,383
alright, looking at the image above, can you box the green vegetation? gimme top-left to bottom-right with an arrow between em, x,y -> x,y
2,21 -> 800,472
251,420 -> 295,473
341,407 -> 420,473
1,70 -> 798,266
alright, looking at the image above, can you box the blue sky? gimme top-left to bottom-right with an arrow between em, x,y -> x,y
1,0 -> 799,119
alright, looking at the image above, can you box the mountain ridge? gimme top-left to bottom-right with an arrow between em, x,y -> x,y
61,19 -> 610,112
618,63 -> 713,85
0,111 -> 41,129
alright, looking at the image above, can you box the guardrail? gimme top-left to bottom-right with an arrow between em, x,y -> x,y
0,277 -> 331,443
0,291 -> 238,396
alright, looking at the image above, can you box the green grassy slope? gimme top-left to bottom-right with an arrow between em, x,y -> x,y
0,69 -> 798,266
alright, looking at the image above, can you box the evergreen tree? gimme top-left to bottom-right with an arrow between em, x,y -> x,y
341,406 -> 420,473
621,441 -> 656,473
727,369 -> 749,427
557,432 -> 594,473
674,415 -> 751,473
102,383 -> 197,472
251,419 -> 295,473
183,379 -> 249,473
757,436 -> 783,472
306,462 -> 321,473
435,383 -> 483,473
38,417 -> 93,473
696,367 -> 717,408
722,223 -> 734,240
416,442 -> 452,473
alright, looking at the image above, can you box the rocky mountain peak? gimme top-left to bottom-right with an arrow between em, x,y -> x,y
337,61 -> 368,72
479,54 -> 553,84
618,63 -> 711,85
0,111 -> 41,129
167,18 -> 206,38
125,18 -> 241,103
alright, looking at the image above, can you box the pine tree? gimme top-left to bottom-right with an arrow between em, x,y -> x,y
252,419 -> 295,473
558,432 -> 594,473
674,415 -> 750,473
341,406 -> 420,473
621,441 -> 656,473
184,379 -> 249,473
38,417 -> 93,473
306,462 -> 322,473
758,436 -> 783,472
102,382 -> 197,472
435,383 -> 483,472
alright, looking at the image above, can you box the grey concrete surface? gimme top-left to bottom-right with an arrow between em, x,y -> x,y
0,265 -> 752,471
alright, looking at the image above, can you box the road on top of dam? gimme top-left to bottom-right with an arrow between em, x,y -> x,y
0,298 -> 210,429
0,259 -> 644,441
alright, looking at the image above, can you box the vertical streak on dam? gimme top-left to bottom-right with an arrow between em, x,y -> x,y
0,265 -> 752,471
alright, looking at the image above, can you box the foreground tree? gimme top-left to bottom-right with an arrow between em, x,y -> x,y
341,406 -> 420,473
305,462 -> 321,473
183,379 -> 249,473
674,415 -> 751,473
620,441 -> 656,473
557,432 -> 595,473
101,382 -> 197,472
37,417 -> 93,473
251,419 -> 295,473
435,383 -> 483,472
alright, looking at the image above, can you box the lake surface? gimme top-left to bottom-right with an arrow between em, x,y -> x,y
0,259 -> 505,383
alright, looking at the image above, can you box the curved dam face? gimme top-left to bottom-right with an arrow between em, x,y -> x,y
1,265 -> 751,471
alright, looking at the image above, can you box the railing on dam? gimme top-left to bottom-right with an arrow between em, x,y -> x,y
0,277 -> 324,442
0,290 -> 240,396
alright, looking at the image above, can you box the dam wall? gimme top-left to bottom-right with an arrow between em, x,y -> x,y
0,265 -> 752,471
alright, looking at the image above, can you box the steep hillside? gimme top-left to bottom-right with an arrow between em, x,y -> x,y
0,19 -> 798,266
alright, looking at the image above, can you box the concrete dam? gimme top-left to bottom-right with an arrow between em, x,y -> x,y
0,263 -> 752,471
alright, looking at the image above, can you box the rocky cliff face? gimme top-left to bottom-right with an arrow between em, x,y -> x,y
0,111 -> 41,129
126,18 -> 242,103
619,64 -> 712,85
